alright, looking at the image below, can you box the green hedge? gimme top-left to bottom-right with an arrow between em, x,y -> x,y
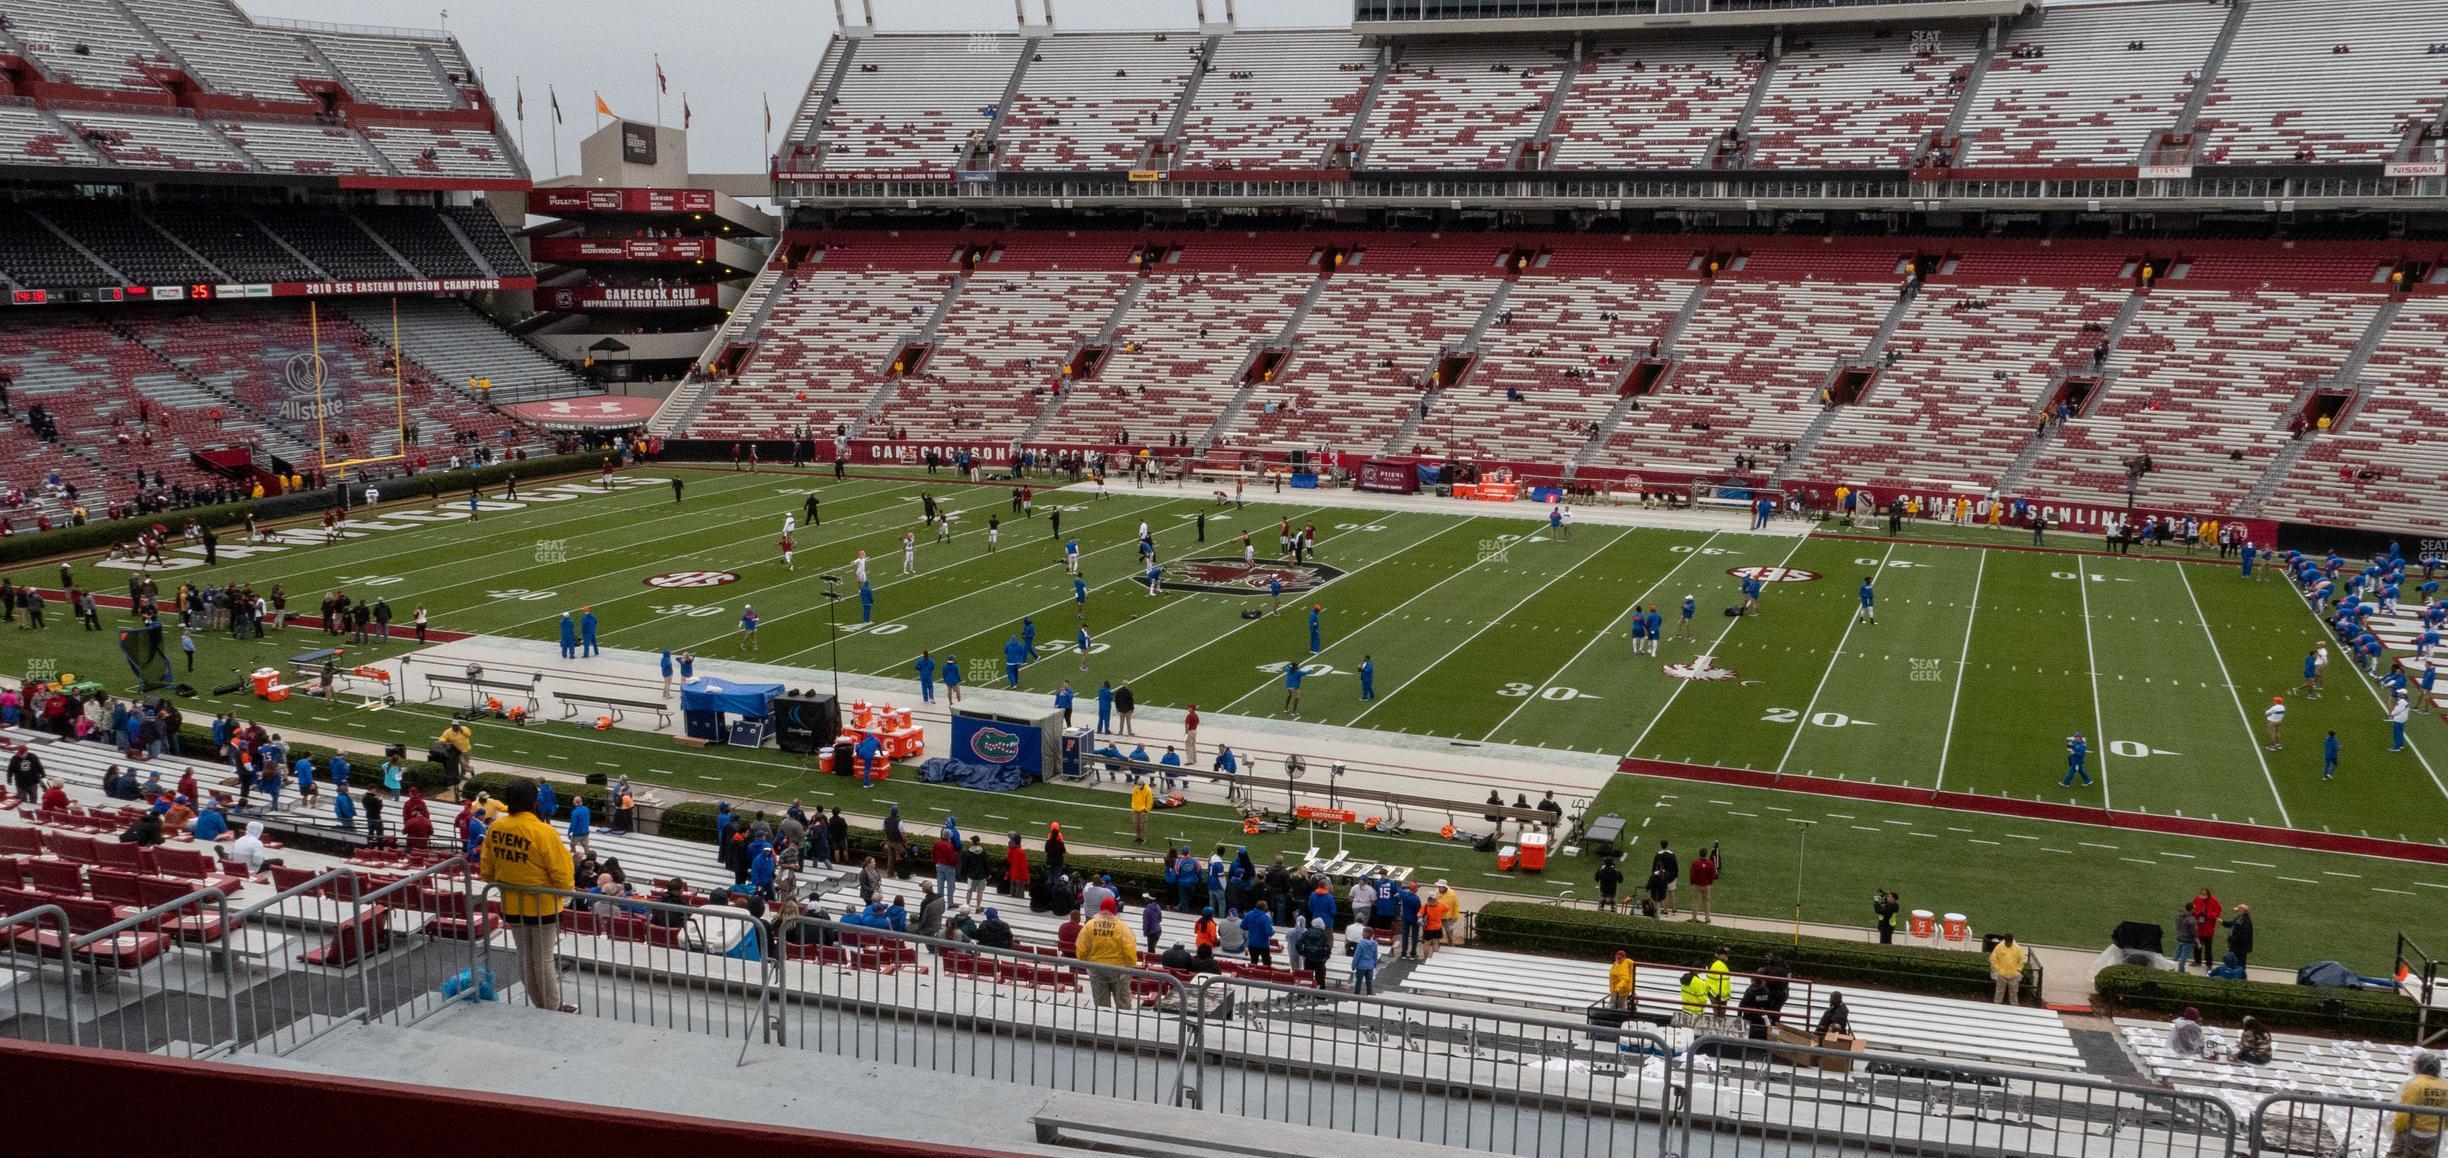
2095,965 -> 2420,1039
2,453 -> 601,568
1474,901 -> 2033,1002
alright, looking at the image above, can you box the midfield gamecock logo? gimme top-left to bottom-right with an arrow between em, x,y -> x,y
1165,558 -> 1346,597
971,727 -> 1023,764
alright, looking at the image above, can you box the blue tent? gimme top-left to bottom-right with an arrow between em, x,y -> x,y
679,680 -> 784,718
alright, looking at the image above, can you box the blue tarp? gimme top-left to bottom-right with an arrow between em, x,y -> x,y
920,757 -> 1027,792
679,679 -> 784,719
1415,464 -> 1441,487
1290,472 -> 1319,489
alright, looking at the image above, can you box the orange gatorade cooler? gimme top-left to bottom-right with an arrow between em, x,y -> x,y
1908,909 -> 1936,939
1496,845 -> 1519,872
1519,832 -> 1549,872
1942,913 -> 1969,942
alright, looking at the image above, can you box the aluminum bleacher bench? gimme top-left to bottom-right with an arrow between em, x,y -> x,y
1030,1090 -> 1466,1158
423,672 -> 539,713
557,691 -> 674,728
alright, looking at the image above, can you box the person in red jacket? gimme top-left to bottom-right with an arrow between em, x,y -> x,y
2192,889 -> 2223,962
1003,832 -> 1030,898
932,831 -> 959,894
1688,842 -> 1721,924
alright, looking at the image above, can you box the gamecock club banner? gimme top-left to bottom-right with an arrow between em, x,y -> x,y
532,188 -> 717,214
547,285 -> 718,311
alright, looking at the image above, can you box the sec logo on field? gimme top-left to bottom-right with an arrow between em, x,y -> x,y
644,571 -> 741,589
1728,566 -> 1820,583
1166,558 -> 1346,597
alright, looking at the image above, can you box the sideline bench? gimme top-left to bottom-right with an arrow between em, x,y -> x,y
558,691 -> 674,729
422,673 -> 540,713
1030,1091 -> 1464,1158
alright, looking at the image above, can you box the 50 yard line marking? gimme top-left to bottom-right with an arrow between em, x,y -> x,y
2075,558 -> 2113,810
2176,563 -> 2293,827
1932,548 -> 1987,792
1622,531 -> 1812,759
1479,530 -> 1727,742
1771,541 -> 1893,775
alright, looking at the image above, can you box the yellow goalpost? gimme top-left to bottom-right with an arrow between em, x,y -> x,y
308,297 -> 414,477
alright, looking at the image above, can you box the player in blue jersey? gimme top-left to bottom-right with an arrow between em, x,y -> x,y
1629,610 -> 1650,656
1856,577 -> 1877,626
1678,594 -> 1697,641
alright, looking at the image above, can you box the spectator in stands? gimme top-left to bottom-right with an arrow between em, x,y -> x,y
402,787 -> 433,851
2167,1008 -> 2215,1060
1607,951 -> 1636,1011
1296,918 -> 1334,989
2234,1017 -> 2273,1065
1815,992 -> 1853,1041
119,805 -> 164,846
2392,1052 -> 2446,1155
1078,899 -> 1141,1007
1057,908 -> 1085,957
1988,934 -> 2026,1005
230,820 -> 275,876
482,778 -> 576,1013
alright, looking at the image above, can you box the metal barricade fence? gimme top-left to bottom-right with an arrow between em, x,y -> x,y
771,913 -> 1196,1106
1673,1034 -> 2240,1158
479,882 -> 776,1043
1185,972 -> 1678,1157
65,885 -> 235,1057
2251,1092 -> 2448,1157
353,858 -> 480,1033
0,903 -> 79,1047
222,865 -> 369,1055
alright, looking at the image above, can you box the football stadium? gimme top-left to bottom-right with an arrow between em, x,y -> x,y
1,0 -> 2445,1153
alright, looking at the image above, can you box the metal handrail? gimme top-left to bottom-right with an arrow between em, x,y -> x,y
2252,1091 -> 2448,1157
0,903 -> 80,1047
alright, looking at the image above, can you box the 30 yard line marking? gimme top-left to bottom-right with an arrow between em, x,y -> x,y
1353,527 -> 1634,723
1773,542 -> 1893,775
2175,564 -> 2293,827
1479,530 -> 1724,742
2074,556 -> 2113,810
1623,532 -> 1812,759
1932,548 -> 1986,792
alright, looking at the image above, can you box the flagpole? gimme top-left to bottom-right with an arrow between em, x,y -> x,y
550,86 -> 561,178
654,53 -> 663,128
515,76 -> 528,175
761,91 -> 771,172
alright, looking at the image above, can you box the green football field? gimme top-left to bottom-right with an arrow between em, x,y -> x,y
8,465 -> 2446,968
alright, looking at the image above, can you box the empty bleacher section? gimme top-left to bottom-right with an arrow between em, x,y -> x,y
883,269 -> 1128,441
692,236 -> 960,438
219,120 -> 387,176
1959,2 -> 2222,167
0,105 -> 96,167
303,31 -> 462,110
1000,33 -> 1199,170
356,205 -> 482,278
1412,253 -> 1700,463
147,208 -> 322,282
1551,37 -> 1766,170
2022,262 -> 2385,513
0,204 -> 122,289
0,0 -> 175,93
119,0 -> 336,103
253,209 -> 410,281
800,35 -> 1015,172
1597,247 -> 1902,478
2262,298 -> 2448,534
30,201 -> 219,285
1258,267 -> 1491,453
1361,40 -> 1568,169
0,311 -> 284,493
1804,252 -> 2132,491
1174,30 -> 1374,171
334,298 -> 591,405
1746,28 -> 1972,168
358,123 -> 521,181
1066,243 -> 1317,445
2195,0 -> 2448,164
58,110 -> 249,172
443,206 -> 529,277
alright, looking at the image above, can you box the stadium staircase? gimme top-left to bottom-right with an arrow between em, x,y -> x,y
1199,273 -> 1329,451
1710,32 -> 1782,169
1337,44 -> 1395,167
131,208 -> 236,282
1018,277 -> 1145,444
1928,21 -> 1999,165
1997,289 -> 2151,493
198,121 -> 268,173
1519,39 -> 1582,168
344,216 -> 421,277
239,213 -> 335,279
2236,296 -> 2405,517
1770,281 -> 1919,488
802,38 -> 858,167
1571,280 -> 1712,471
849,273 -> 967,437
2150,0 -> 2252,166
297,39 -> 366,106
982,38 -> 1044,171
1154,35 -> 1222,168
1382,280 -> 1511,455
434,214 -> 500,279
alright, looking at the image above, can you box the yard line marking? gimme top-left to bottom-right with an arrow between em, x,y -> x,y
1479,529 -> 1724,742
2074,556 -> 2113,810
1882,820 -> 1911,826
2199,866 -> 2234,874
2118,857 -> 2157,866
2322,871 -> 2363,879
2282,574 -> 2448,805
1826,813 -> 1854,820
2174,565 -> 2293,827
1726,810 -> 1759,817
1850,825 -> 1880,832
2421,882 -> 2448,890
1764,806 -> 1792,813
2078,841 -> 2120,850
2159,851 -> 2195,859
1624,532 -> 1813,760
1347,525 -> 1634,722
1967,838 -> 2001,846
1933,548 -> 1986,793
2232,860 -> 2276,868
2006,833 -> 2039,840
2277,876 -> 2319,885
1772,541 -> 1892,776
2374,887 -> 2415,896
1907,832 -> 1936,839
2041,847 -> 2071,854
1135,518 -> 1480,690
1945,826 -> 1973,833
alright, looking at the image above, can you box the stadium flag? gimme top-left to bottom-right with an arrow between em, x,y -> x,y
656,56 -> 667,94
550,86 -> 562,123
683,94 -> 692,130
595,92 -> 613,118
515,78 -> 524,121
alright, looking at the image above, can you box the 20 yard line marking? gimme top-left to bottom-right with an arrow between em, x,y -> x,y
1772,540 -> 1894,776
1932,549 -> 1986,793
1623,532 -> 1813,759
2175,565 -> 2293,827
1479,530 -> 1724,742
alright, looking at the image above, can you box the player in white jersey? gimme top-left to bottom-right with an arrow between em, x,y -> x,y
902,533 -> 917,575
853,550 -> 868,584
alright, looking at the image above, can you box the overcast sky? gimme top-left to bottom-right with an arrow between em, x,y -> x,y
252,0 -> 1342,178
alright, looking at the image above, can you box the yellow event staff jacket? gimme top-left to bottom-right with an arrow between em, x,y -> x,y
1076,914 -> 1141,969
481,811 -> 574,920
1130,783 -> 1154,813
